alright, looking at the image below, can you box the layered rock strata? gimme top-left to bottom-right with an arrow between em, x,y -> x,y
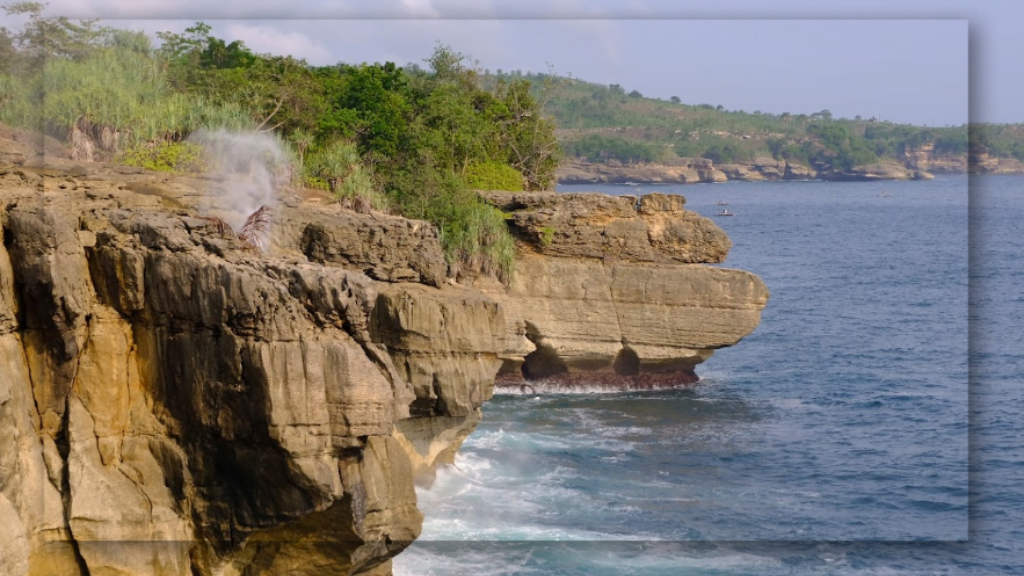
1,123 -> 768,575
476,191 -> 769,391
0,135 -> 503,575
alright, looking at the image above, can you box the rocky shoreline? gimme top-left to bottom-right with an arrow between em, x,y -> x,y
556,154 -> 1024,185
0,127 -> 767,575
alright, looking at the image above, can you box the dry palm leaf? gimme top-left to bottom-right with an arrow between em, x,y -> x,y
239,205 -> 271,251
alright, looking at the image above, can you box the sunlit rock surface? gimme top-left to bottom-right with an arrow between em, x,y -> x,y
0,125 -> 766,574
0,127 -> 499,575
477,191 -> 769,391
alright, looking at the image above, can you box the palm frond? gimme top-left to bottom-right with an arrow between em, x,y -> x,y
239,205 -> 271,251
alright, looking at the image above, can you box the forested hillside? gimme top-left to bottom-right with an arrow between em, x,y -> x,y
484,71 -> 1023,174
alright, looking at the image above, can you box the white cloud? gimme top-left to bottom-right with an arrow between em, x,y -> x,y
399,0 -> 441,18
222,23 -> 333,65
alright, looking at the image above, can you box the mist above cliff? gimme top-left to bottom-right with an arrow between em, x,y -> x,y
190,129 -> 292,237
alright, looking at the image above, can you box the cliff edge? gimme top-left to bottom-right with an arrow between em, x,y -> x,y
0,125 -> 767,575
0,128 -> 502,576
475,191 -> 769,391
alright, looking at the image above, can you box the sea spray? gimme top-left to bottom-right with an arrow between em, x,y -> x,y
190,129 -> 296,248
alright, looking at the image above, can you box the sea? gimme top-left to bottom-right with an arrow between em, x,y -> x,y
393,174 -> 1024,575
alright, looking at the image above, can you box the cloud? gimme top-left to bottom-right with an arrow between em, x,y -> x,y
222,23 -> 333,65
399,0 -> 441,18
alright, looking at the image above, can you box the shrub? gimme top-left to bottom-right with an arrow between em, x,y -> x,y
40,46 -> 171,143
465,160 -> 524,191
440,195 -> 516,285
117,140 -> 208,172
305,140 -> 389,211
540,226 -> 555,246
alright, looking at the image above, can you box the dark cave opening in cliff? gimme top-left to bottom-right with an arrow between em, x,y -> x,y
521,346 -> 569,381
612,346 -> 641,376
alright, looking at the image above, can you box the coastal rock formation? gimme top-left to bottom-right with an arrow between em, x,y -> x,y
819,161 -> 933,182
557,158 -> 728,185
476,191 -> 769,390
556,156 -> 940,184
482,191 -> 731,264
0,133 -> 502,575
718,158 -> 787,182
903,142 -> 969,174
1,124 -> 766,575
968,151 -> 1024,174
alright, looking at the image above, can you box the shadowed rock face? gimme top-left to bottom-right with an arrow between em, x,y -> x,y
0,142 -> 503,575
477,191 -> 769,391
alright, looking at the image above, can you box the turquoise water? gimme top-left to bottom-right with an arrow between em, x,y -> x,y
394,175 -> 1022,574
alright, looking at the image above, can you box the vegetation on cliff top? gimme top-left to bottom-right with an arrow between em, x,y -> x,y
481,71 -> 994,170
3,2 -> 1020,282
0,4 -> 562,283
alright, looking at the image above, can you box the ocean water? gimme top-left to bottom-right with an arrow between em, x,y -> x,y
394,175 -> 1024,575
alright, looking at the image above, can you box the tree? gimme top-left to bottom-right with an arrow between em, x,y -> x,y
425,42 -> 466,82
2,2 -> 106,68
670,95 -> 680,104
492,77 -> 561,190
156,22 -> 211,63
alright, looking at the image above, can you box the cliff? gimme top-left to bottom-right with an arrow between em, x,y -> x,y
475,191 -> 768,391
0,128 -> 503,576
968,151 -> 1024,174
0,126 -> 767,575
557,157 -> 937,185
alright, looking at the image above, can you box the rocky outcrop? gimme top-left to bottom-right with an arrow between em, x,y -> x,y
902,142 -> 968,174
818,162 -> 933,182
557,158 -> 727,184
968,151 -> 1024,174
718,157 -> 789,182
476,191 -> 769,391
275,206 -> 448,287
0,137 -> 503,575
557,156 -> 940,184
1,125 -> 767,574
482,191 -> 731,264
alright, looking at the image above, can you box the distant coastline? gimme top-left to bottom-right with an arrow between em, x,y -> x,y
556,154 -> 1024,185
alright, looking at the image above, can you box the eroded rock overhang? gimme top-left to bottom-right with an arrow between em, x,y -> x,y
475,190 -> 770,391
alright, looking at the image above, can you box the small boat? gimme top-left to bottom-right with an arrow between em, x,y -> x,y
877,191 -> 891,197
716,200 -> 729,206
717,209 -> 734,217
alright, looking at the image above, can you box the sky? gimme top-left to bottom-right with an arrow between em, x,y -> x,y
5,0 -> 1021,126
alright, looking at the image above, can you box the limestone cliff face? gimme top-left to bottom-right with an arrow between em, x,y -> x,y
476,191 -> 769,391
967,150 -> 1024,174
0,139 -> 504,575
1,124 -> 767,575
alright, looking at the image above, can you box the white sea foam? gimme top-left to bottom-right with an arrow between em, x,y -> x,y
493,381 -> 693,395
